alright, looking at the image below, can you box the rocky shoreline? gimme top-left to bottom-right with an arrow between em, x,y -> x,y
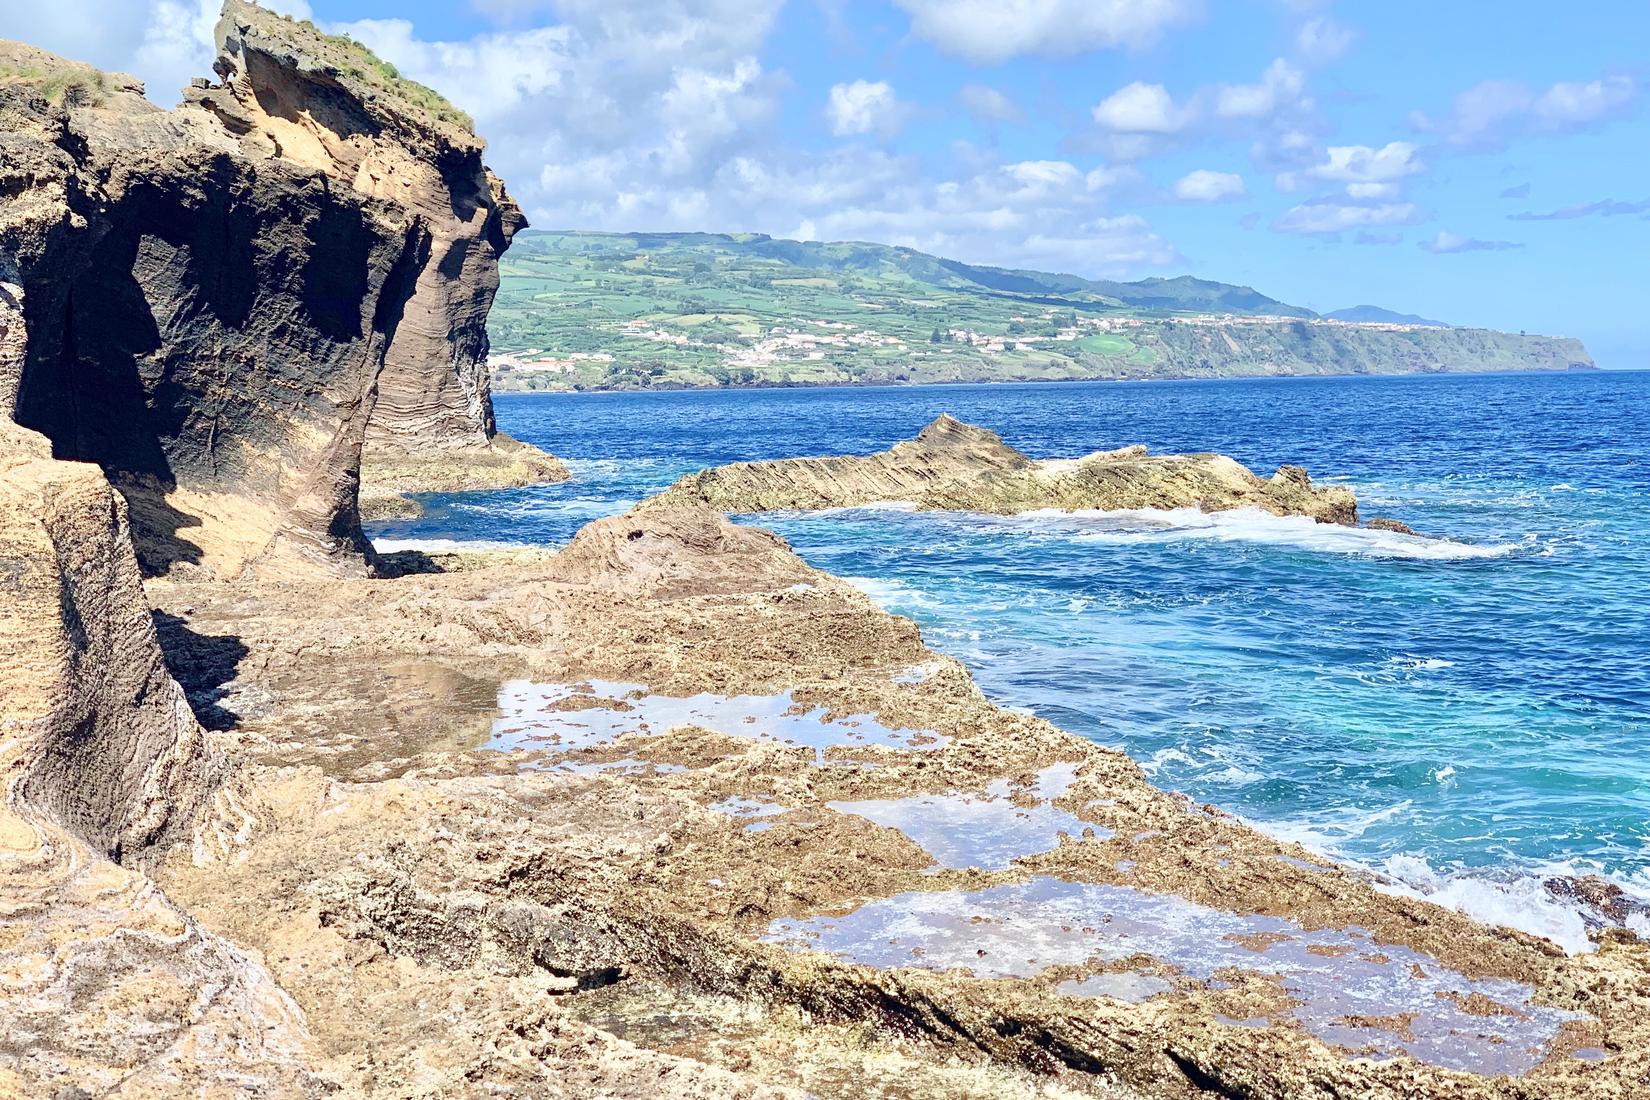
2,6 -> 1646,1098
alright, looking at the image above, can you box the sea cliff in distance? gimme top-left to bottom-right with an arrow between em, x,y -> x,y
487,230 -> 1594,391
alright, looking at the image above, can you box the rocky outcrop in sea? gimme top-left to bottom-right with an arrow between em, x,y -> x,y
660,413 -> 1361,524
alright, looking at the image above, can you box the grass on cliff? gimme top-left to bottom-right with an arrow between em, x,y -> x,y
290,18 -> 473,132
0,64 -> 109,107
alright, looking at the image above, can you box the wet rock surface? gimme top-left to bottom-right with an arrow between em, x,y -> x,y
133,502 -> 1650,1098
658,413 -> 1364,525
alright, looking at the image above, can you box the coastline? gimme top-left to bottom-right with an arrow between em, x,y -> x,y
492,362 -> 1611,397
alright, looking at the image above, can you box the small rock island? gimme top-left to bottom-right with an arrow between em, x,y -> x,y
661,413 -> 1360,524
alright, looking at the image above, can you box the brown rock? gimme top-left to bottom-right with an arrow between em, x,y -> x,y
1366,516 -> 1420,536
659,413 -> 1360,524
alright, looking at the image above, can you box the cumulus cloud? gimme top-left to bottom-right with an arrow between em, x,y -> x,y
958,83 -> 1021,125
1173,169 -> 1246,202
892,0 -> 1200,64
1273,200 -> 1424,235
1419,230 -> 1522,254
1294,16 -> 1355,65
1215,59 -> 1308,120
1307,142 -> 1425,182
826,79 -> 906,138
1344,181 -> 1399,200
1091,58 -> 1322,165
1410,75 -> 1639,148
1092,81 -> 1191,134
1508,197 -> 1650,221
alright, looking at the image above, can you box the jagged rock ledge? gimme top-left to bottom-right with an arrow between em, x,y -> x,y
658,414 -> 1363,525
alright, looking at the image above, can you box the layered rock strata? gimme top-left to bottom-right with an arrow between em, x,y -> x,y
1,9 -> 564,579
195,0 -> 565,510
2,47 -> 421,578
658,414 -> 1361,524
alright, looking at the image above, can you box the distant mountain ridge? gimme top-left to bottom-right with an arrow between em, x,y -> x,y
1324,305 -> 1451,328
544,230 -> 1319,318
488,229 -> 1593,391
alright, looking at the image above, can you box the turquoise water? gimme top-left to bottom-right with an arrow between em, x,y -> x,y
370,371 -> 1650,939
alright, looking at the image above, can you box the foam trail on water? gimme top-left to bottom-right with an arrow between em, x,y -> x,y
982,506 -> 1530,560
372,537 -> 531,553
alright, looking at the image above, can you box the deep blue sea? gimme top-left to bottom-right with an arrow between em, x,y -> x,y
370,371 -> 1650,947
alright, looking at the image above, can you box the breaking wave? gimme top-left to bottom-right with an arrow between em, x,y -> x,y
989,506 -> 1533,560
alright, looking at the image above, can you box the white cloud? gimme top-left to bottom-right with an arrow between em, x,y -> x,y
1274,200 -> 1424,235
1173,169 -> 1246,202
958,83 -> 1021,124
1307,141 -> 1425,182
892,0 -> 1200,64
1411,75 -> 1638,147
1092,81 -> 1191,133
1344,181 -> 1399,200
1216,59 -> 1307,120
1419,230 -> 1522,254
826,79 -> 905,138
1294,16 -> 1354,65
1091,59 -> 1322,165
1533,77 -> 1637,127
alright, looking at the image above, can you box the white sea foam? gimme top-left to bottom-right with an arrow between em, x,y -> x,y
372,537 -> 530,554
1252,808 -> 1650,955
1372,855 -> 1600,956
980,506 -> 1529,561
1389,655 -> 1455,671
842,575 -> 941,611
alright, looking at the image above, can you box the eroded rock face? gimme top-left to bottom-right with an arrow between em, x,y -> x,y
194,0 -> 568,507
0,422 -> 322,1095
2,44 -> 427,578
660,413 -> 1361,524
2,9 -> 565,579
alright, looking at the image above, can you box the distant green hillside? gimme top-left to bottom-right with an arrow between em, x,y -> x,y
487,231 -> 1593,391
1325,305 -> 1451,328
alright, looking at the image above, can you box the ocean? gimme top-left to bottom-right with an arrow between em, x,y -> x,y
368,370 -> 1650,949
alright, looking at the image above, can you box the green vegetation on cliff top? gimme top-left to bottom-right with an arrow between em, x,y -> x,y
488,230 -> 1593,391
236,0 -> 474,132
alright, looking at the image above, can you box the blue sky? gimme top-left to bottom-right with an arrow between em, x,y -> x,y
6,1 -> 1646,365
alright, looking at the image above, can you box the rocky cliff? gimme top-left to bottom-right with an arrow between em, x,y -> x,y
2,40 -> 424,578
659,413 -> 1361,524
1,9 -> 563,579
196,1 -> 568,516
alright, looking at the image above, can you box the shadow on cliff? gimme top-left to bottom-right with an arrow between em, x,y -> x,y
152,611 -> 249,731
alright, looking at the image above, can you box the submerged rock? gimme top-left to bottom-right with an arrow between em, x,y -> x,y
1366,515 -> 1420,535
658,413 -> 1360,524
